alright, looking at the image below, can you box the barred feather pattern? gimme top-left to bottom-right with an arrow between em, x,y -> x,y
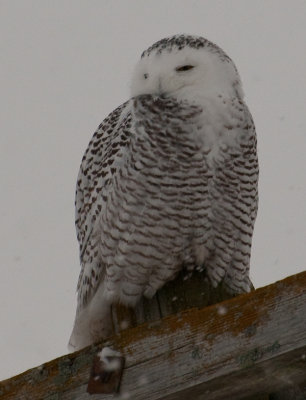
75,101 -> 132,308
69,34 -> 259,351
75,93 -> 258,312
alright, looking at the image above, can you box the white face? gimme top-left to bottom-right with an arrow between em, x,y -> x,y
130,47 -> 243,101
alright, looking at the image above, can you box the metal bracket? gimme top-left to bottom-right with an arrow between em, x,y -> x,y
87,351 -> 125,394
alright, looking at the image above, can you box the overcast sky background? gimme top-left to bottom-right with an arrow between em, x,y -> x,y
1,0 -> 305,381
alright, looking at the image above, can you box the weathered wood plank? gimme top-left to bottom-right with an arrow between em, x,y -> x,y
1,271 -> 306,400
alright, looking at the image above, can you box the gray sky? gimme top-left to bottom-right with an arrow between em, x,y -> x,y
1,0 -> 305,380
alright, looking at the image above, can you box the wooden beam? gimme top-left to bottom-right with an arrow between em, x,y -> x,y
1,271 -> 306,399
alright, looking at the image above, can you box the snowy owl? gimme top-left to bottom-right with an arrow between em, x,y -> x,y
69,34 -> 259,351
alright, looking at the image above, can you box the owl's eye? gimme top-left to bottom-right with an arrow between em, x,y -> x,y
143,73 -> 149,79
175,65 -> 195,72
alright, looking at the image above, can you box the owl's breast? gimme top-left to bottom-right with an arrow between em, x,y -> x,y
99,95 -> 254,303
99,125 -> 215,304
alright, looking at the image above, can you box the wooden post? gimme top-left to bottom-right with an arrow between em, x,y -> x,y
1,271 -> 306,399
114,269 -> 236,331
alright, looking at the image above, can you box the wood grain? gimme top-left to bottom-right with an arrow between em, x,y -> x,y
1,271 -> 305,400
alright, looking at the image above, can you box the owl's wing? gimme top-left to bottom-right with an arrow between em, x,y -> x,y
75,100 -> 132,307
204,96 -> 259,295
223,100 -> 259,293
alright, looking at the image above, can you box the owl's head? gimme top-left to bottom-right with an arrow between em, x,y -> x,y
131,34 -> 244,102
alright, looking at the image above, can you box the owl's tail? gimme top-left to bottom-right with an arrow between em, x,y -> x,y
68,283 -> 113,352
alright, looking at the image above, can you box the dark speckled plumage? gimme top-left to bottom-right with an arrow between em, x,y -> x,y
69,34 -> 258,351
